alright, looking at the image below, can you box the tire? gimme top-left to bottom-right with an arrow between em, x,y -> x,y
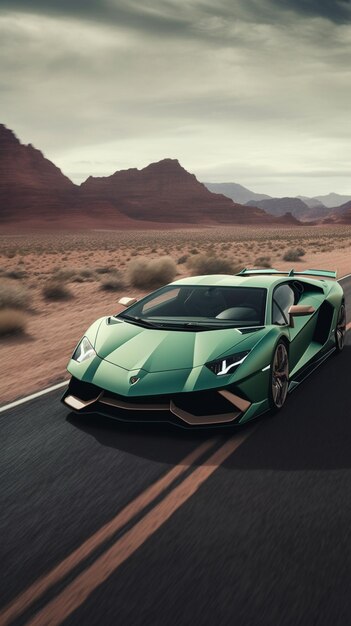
335,302 -> 346,354
269,340 -> 289,411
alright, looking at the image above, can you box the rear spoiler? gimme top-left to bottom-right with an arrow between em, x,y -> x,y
237,268 -> 337,279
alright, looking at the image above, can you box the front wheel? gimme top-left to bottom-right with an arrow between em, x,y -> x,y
335,302 -> 346,353
269,341 -> 289,411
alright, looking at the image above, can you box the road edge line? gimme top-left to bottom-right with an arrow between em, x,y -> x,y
0,381 -> 68,414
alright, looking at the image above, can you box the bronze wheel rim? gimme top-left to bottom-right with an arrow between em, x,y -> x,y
272,343 -> 289,408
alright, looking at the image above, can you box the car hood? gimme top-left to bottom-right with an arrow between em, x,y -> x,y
94,317 -> 265,372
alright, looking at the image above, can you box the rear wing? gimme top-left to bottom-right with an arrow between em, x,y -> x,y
237,268 -> 337,279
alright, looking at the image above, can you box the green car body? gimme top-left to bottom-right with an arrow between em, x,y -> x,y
62,269 -> 345,428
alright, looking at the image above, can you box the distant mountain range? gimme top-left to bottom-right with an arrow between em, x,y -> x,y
313,193 -> 351,208
204,182 -> 271,205
0,124 -> 299,230
1,123 -> 350,229
204,182 -> 351,221
245,197 -> 315,220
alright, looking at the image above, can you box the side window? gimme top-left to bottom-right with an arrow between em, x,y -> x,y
272,284 -> 296,325
142,287 -> 180,314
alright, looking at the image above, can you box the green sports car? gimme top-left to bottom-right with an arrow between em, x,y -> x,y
62,268 -> 346,427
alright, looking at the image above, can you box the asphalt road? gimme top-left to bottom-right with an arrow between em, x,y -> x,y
1,277 -> 351,626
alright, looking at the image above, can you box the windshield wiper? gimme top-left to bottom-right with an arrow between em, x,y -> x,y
121,315 -> 165,329
158,321 -> 226,330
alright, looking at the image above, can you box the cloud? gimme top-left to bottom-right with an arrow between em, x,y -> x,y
0,1 -> 195,38
0,0 -> 350,39
0,3 -> 350,196
270,0 -> 351,24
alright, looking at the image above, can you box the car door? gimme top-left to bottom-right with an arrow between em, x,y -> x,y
272,282 -> 315,371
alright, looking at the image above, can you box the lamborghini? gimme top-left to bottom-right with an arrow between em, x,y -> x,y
62,268 -> 346,427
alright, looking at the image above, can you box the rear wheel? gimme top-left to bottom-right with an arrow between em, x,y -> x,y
269,341 -> 289,411
335,302 -> 346,353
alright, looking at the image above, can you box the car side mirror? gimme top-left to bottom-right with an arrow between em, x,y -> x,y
118,297 -> 138,307
288,304 -> 315,328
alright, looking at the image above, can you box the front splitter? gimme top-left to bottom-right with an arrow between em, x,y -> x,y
62,384 -> 251,427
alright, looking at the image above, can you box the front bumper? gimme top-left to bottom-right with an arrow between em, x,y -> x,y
62,376 -> 252,428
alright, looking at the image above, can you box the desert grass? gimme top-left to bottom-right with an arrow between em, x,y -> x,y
3,269 -> 27,280
177,254 -> 188,265
42,280 -> 73,300
186,254 -> 240,275
282,248 -> 306,262
127,256 -> 177,288
254,256 -> 272,268
0,280 -> 29,309
0,309 -> 27,336
1,225 -> 351,295
100,272 -> 126,291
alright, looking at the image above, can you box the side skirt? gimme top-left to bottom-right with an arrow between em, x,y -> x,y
288,346 -> 336,393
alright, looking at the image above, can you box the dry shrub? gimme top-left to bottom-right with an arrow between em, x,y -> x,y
52,268 -> 77,281
79,268 -> 95,279
0,308 -> 27,336
0,280 -> 29,309
127,256 -> 177,288
187,255 -> 239,276
100,272 -> 126,291
254,256 -> 272,268
283,248 -> 305,262
177,255 -> 188,265
53,267 -> 96,282
4,269 -> 27,280
42,280 -> 72,300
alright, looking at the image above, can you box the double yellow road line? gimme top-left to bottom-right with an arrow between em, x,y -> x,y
0,431 -> 252,626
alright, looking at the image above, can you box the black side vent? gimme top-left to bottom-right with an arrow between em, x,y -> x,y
313,301 -> 333,345
68,377 -> 101,400
239,326 -> 265,335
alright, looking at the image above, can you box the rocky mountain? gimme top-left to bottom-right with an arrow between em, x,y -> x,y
204,182 -> 271,205
324,200 -> 351,224
80,159 -> 280,224
0,124 -> 135,228
0,124 -> 74,221
0,124 -> 302,229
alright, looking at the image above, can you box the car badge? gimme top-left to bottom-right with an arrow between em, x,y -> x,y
129,376 -> 140,385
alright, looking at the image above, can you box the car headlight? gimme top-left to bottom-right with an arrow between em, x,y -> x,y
206,350 -> 250,376
72,336 -> 96,363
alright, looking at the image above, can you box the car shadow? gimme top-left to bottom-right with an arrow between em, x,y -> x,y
224,343 -> 351,471
67,341 -> 351,471
66,410 -> 219,466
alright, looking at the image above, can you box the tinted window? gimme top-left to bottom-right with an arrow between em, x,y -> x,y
142,287 -> 180,313
118,285 -> 267,329
272,284 -> 295,325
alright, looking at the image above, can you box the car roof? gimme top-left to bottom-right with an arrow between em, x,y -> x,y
171,274 -> 281,288
170,274 -> 327,289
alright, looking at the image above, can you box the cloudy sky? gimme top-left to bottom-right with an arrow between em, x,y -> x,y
1,0 -> 350,196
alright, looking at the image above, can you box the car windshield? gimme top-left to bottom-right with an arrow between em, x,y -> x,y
117,285 -> 267,330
